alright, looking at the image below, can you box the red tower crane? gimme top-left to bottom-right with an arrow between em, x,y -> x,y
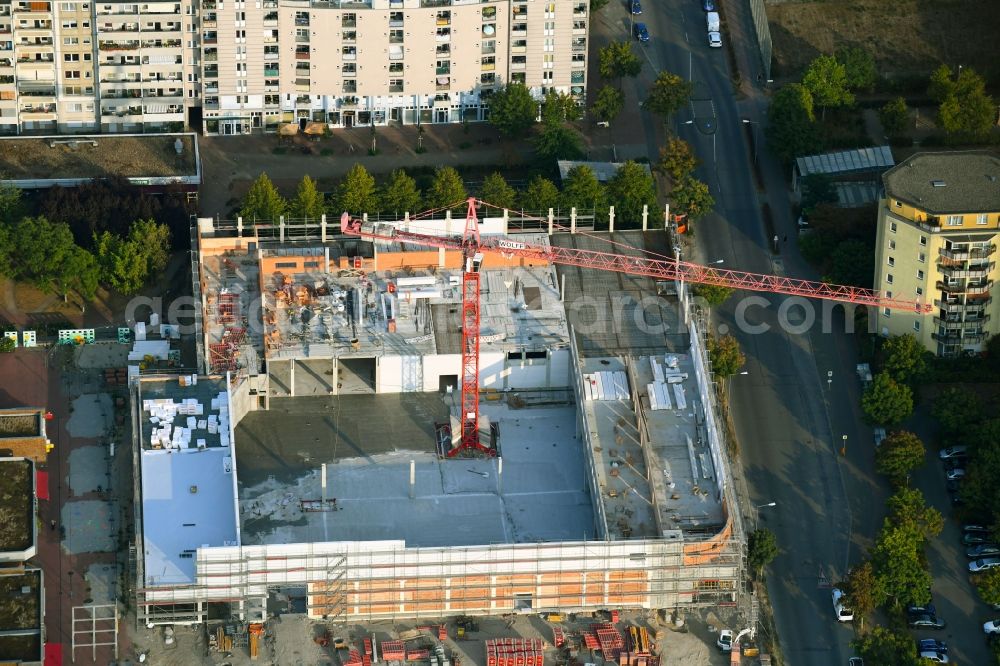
341,199 -> 930,457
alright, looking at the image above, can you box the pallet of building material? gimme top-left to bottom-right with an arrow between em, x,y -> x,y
380,640 -> 406,661
582,632 -> 599,650
438,624 -> 448,640
552,626 -> 565,648
626,626 -> 651,655
406,649 -> 430,661
364,637 -> 373,656
343,649 -> 363,666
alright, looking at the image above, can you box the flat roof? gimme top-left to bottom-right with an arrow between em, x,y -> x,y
0,459 -> 33,554
140,448 -> 239,586
0,409 -> 41,438
139,376 -> 231,451
261,265 -> 569,360
0,569 -> 42,664
0,133 -> 200,186
795,145 -> 894,178
883,151 -> 1000,214
236,395 -> 597,547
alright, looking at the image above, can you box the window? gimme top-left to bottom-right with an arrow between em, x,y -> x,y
917,270 -> 924,280
65,70 -> 80,79
342,63 -> 355,73
389,29 -> 403,43
916,287 -> 923,296
388,78 -> 403,92
886,274 -> 893,284
887,257 -> 895,267
64,53 -> 80,61
342,12 -> 356,27
890,222 -> 897,233
388,62 -> 402,73
889,240 -> 896,250
919,235 -> 927,246
977,213 -> 989,225
343,30 -> 356,42
913,321 -> 920,332
917,252 -> 925,263
894,200 -> 902,208
883,308 -> 891,317
64,37 -> 79,45
946,215 -> 963,226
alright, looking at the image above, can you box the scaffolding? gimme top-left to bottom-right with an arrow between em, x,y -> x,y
210,327 -> 247,374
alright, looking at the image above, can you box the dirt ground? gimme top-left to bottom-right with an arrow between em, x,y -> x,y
767,0 -> 1000,82
127,610 -> 734,666
0,135 -> 197,180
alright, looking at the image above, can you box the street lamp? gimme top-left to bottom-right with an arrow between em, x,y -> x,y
754,501 -> 776,529
742,118 -> 758,164
841,434 -> 848,457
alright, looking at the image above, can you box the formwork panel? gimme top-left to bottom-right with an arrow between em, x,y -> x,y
584,572 -> 605,605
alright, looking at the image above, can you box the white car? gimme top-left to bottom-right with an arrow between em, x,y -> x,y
939,445 -> 967,459
946,468 -> 966,480
716,629 -> 733,651
873,428 -> 887,447
970,557 -> 1000,573
984,619 -> 1000,634
919,651 -> 949,664
832,588 -> 853,622
708,31 -> 722,48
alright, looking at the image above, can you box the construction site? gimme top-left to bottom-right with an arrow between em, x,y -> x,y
130,204 -> 754,663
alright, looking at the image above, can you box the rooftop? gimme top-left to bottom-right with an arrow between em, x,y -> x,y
0,569 -> 42,664
0,410 -> 41,439
883,151 -> 1000,214
235,393 -> 597,547
137,376 -> 240,587
0,133 -> 199,185
795,145 -> 894,178
557,160 -> 654,183
0,459 -> 32,554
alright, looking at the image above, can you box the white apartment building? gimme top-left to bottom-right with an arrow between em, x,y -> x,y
0,0 -> 588,136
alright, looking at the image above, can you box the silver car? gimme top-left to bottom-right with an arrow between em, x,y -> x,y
969,557 -> 1000,573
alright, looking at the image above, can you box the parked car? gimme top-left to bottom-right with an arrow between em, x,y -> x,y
716,629 -> 733,652
848,659 -> 863,666
908,614 -> 946,629
946,468 -> 966,480
964,532 -> 991,545
969,557 -> 1000,573
707,32 -> 722,48
919,651 -> 949,664
984,619 -> 1000,634
967,543 -> 1000,558
832,588 -> 853,622
630,0 -> 642,14
633,22 -> 649,42
964,524 -> 990,533
702,0 -> 716,10
917,639 -> 948,653
946,479 -> 961,494
907,603 -> 936,616
873,428 -> 887,447
939,445 -> 967,460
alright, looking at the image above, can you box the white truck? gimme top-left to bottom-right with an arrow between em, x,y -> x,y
706,11 -> 720,32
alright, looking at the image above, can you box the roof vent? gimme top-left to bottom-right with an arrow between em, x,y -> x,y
931,180 -> 947,187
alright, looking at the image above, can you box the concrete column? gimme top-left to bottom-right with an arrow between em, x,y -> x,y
264,360 -> 271,411
320,213 -> 327,243
642,204 -> 648,231
570,207 -> 577,234
609,206 -> 615,233
331,358 -> 337,395
438,247 -> 446,267
547,208 -> 554,235
324,247 -> 330,273
363,212 -> 368,224
237,216 -> 243,237
409,459 -> 415,499
664,204 -> 670,230
502,208 -> 509,235
279,215 -> 285,243
560,273 -> 566,302
289,359 -> 295,397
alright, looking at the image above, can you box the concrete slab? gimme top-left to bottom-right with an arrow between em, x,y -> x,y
62,500 -> 115,554
66,393 -> 112,438
67,445 -> 108,497
75,344 -> 130,369
84,563 -> 117,604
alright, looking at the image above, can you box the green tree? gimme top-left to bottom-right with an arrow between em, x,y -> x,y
843,561 -> 884,630
826,239 -> 874,288
861,371 -> 913,426
765,83 -> 822,163
129,219 -> 171,277
0,182 -> 24,226
642,70 -> 694,122
591,85 -> 625,124
886,487 -> 943,541
975,567 -> 1000,607
540,90 -> 581,126
927,63 -> 955,104
872,520 -> 933,609
799,173 -> 837,213
94,231 -> 147,295
655,137 -> 698,181
606,160 -> 656,228
0,337 -> 14,353
5,216 -> 97,299
598,41 -> 641,85
879,97 -> 909,137
336,164 -> 379,215
958,438 -> 1000,515
379,169 -> 423,216
561,165 -> 606,213
936,67 -> 996,139
692,283 -> 734,307
670,176 -> 715,221
534,123 -> 585,161
852,626 -> 919,666
64,247 -> 100,300
479,172 -> 517,211
802,54 -> 854,119
488,82 -> 537,139
519,175 -> 561,214
289,175 -> 326,220
931,387 -> 982,437
835,46 -> 877,92
880,333 -> 928,383
875,431 -> 926,486
747,528 -> 778,579
706,334 -> 745,377
425,166 -> 468,210
240,172 -> 286,223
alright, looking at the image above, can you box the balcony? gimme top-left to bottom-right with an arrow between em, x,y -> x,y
202,15 -> 217,28
101,89 -> 141,99
265,67 -> 279,76
16,54 -> 53,64
436,44 -> 450,55
16,38 -> 53,47
573,3 -> 587,15
101,23 -> 139,33
0,75 -> 12,84
343,18 -> 357,28
100,40 -> 140,51
571,71 -> 585,84
295,18 -> 310,27
19,103 -> 55,113
389,83 -> 404,93
420,0 -> 451,7
295,35 -> 310,43
202,33 -> 217,44
14,3 -> 51,15
939,263 -> 994,280
480,61 -> 494,72
203,52 -> 217,62
937,280 -> 993,295
203,66 -> 218,78
141,39 -> 181,48
481,42 -> 495,55
435,76 -> 449,91
572,38 -> 587,51
435,65 -> 450,76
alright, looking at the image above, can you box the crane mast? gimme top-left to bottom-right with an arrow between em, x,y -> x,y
341,199 -> 931,458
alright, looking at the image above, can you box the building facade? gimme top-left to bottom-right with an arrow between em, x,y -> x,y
0,0 -> 588,136
873,152 -> 1000,356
